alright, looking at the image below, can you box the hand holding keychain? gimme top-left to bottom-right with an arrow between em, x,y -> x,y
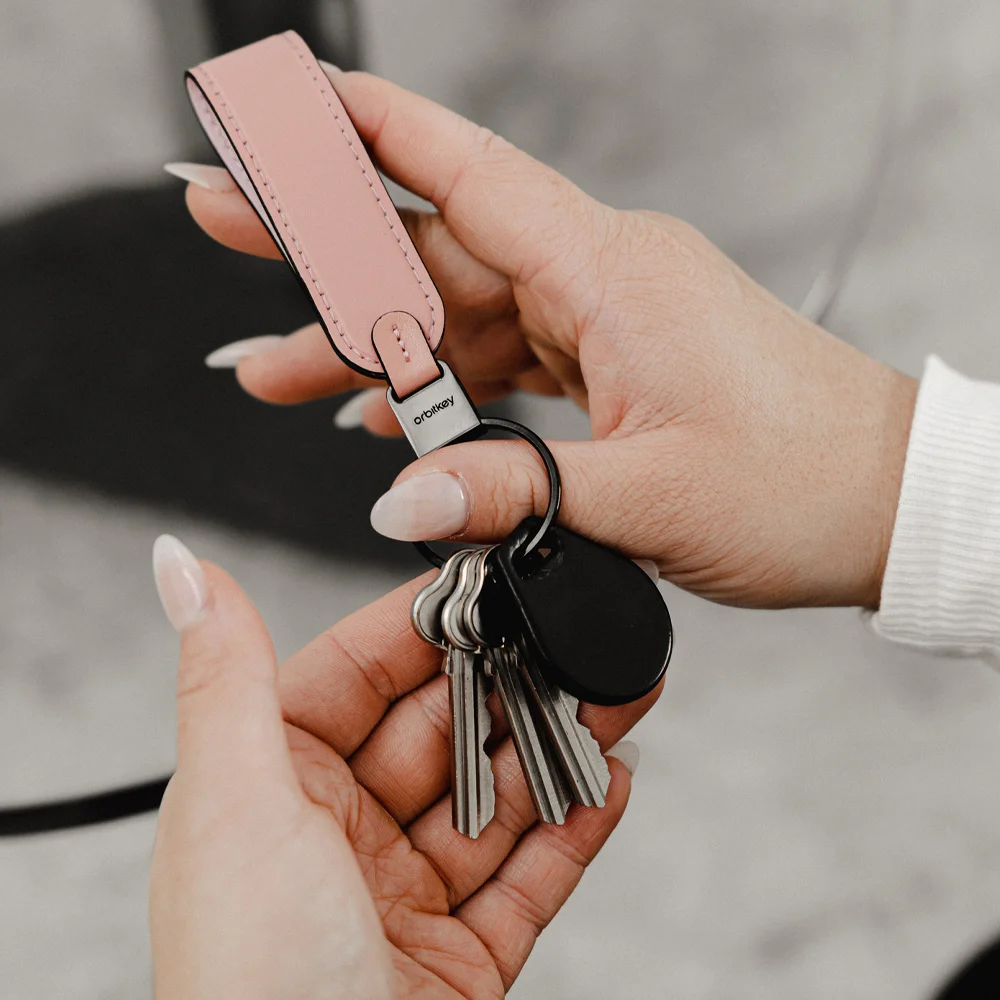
186,32 -> 672,837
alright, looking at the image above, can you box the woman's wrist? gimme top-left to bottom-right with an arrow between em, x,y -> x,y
861,368 -> 920,610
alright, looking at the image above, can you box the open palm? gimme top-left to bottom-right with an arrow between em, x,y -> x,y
151,560 -> 655,1000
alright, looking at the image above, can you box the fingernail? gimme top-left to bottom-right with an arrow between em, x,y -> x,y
319,60 -> 343,79
164,162 -> 237,192
634,559 -> 660,582
334,388 -> 384,429
204,335 -> 285,369
606,740 -> 640,777
153,535 -> 209,632
370,472 -> 468,541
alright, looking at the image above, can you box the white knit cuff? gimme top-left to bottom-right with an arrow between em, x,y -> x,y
870,355 -> 1000,658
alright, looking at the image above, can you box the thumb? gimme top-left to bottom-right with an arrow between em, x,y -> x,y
153,535 -> 289,781
368,436 -> 666,561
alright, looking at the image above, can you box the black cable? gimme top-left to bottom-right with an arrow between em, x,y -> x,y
0,776 -> 170,837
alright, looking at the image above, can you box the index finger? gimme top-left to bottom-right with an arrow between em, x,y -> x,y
330,68 -> 608,288
276,573 -> 442,757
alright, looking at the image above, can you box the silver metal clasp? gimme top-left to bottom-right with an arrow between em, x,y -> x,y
386,362 -> 483,457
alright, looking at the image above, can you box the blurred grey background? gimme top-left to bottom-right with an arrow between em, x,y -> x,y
2,1 -> 1000,997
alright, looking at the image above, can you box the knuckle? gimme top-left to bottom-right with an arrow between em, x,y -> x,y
510,448 -> 549,519
408,679 -> 453,750
524,190 -> 603,286
176,650 -> 229,703
319,629 -> 396,704
535,821 -> 592,871
493,779 -> 540,839
615,211 -> 688,282
495,876 -> 553,932
446,124 -> 518,205
474,446 -> 548,533
472,124 -> 514,160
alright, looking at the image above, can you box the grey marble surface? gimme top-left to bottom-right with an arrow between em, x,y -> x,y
3,1 -> 1000,998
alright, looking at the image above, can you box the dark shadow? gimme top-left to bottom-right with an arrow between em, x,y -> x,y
0,186 -> 421,569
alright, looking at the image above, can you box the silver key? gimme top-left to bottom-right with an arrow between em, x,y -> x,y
457,550 -> 607,810
411,549 -> 474,647
490,645 -> 573,824
412,545 -> 606,831
440,548 -> 485,654
518,640 -> 611,808
439,550 -> 495,839
461,550 -> 573,825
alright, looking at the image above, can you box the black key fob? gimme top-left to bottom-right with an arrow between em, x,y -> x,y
490,517 -> 672,706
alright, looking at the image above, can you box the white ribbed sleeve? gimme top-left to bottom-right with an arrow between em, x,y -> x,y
871,355 -> 1000,658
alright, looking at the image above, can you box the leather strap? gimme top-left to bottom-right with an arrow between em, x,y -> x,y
186,31 -> 443,396
372,311 -> 442,400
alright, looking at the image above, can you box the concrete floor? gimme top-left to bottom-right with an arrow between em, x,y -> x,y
3,1 -> 1000,998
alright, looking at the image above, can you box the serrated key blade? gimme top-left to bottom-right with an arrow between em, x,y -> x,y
490,646 -> 571,825
520,647 -> 611,808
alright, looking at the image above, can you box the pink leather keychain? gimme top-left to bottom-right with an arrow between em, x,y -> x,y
186,31 -> 479,457
184,30 -> 568,567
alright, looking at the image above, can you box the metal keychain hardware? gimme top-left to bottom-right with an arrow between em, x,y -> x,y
413,416 -> 563,569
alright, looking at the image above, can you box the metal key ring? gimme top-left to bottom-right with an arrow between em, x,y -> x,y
413,417 -> 562,569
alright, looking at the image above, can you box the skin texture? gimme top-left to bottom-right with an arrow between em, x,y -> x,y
151,563 -> 652,1000
186,68 -> 918,610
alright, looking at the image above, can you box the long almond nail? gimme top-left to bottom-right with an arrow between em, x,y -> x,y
153,535 -> 209,632
164,162 -> 237,192
205,335 -> 285,369
334,388 -> 383,430
606,740 -> 640,777
370,473 -> 468,540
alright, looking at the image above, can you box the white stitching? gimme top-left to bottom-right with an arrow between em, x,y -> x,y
196,66 -> 379,365
392,322 -> 410,363
283,32 -> 438,347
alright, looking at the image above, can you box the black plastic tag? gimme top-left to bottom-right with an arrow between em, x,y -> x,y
488,517 -> 672,706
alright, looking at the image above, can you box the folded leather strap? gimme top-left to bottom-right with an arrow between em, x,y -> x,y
186,31 -> 443,399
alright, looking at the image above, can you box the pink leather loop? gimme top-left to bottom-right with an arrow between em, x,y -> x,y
372,312 -> 442,400
186,32 -> 445,391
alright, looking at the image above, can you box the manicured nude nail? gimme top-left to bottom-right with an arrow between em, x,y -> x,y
163,162 -> 237,192
204,335 -> 285,369
319,60 -> 343,80
153,535 -> 208,632
334,388 -> 383,430
606,740 -> 640,777
634,559 -> 660,582
370,473 -> 468,541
